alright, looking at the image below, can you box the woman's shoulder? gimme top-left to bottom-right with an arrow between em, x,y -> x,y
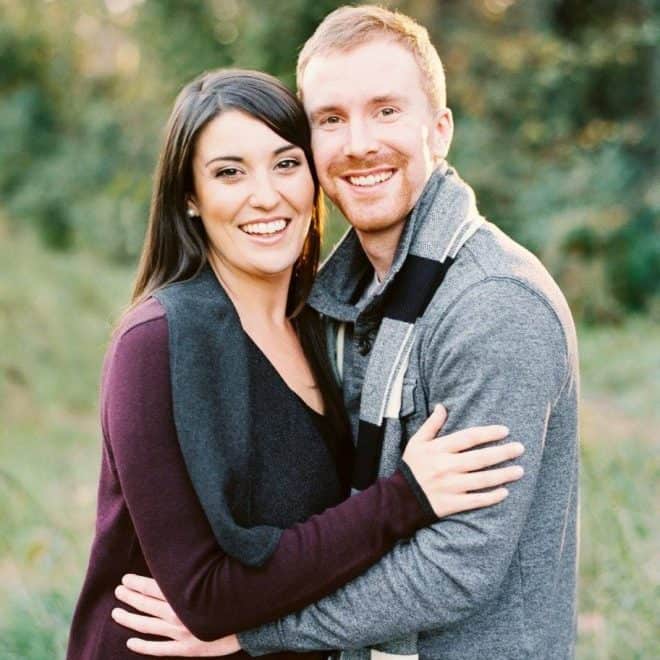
112,298 -> 169,355
116,297 -> 167,337
102,298 -> 170,389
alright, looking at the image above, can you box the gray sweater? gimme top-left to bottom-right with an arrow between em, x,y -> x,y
239,169 -> 579,660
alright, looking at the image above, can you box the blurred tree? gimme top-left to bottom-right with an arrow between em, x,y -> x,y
1,0 -> 153,258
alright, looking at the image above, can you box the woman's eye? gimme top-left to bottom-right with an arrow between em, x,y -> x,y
276,158 -> 301,170
215,167 -> 240,178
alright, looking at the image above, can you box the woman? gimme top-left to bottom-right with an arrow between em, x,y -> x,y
67,69 -> 523,659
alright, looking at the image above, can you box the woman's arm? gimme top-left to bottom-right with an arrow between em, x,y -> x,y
104,310 -> 434,642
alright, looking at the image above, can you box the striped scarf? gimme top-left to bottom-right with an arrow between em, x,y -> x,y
350,166 -> 484,491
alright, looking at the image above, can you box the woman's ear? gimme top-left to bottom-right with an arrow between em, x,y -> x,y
186,197 -> 200,219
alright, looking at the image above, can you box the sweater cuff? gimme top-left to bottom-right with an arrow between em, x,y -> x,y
237,622 -> 283,657
396,458 -> 438,524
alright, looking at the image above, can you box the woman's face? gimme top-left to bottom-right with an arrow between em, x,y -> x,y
189,110 -> 315,282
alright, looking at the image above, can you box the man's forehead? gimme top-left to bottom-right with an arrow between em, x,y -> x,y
302,39 -> 415,79
300,40 -> 423,111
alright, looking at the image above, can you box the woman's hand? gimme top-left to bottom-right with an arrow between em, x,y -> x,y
401,404 -> 525,518
111,575 -> 240,657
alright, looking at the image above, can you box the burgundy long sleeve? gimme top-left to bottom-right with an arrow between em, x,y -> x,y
87,300 -> 433,644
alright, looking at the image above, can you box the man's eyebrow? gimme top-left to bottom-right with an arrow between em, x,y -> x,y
308,105 -> 344,120
204,144 -> 298,167
370,94 -> 406,105
308,96 -> 405,120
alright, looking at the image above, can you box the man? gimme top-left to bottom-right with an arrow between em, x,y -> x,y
115,6 -> 579,658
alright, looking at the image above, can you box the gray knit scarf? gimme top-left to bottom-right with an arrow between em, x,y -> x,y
351,166 -> 484,491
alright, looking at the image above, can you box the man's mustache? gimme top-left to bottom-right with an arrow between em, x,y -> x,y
327,153 -> 407,178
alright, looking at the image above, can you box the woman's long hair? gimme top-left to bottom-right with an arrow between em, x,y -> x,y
131,68 -> 322,317
127,69 -> 352,484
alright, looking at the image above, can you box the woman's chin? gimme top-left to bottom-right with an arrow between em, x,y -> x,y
242,257 -> 298,280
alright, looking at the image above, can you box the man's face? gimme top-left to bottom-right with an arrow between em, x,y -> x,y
301,38 -> 451,238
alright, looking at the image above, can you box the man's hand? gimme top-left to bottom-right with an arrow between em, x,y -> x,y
111,574 -> 241,657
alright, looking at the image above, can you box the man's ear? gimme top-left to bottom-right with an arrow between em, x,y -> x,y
432,107 -> 454,161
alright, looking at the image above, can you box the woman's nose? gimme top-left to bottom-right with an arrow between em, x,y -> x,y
248,172 -> 280,210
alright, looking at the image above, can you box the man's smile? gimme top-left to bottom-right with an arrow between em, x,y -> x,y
344,169 -> 396,188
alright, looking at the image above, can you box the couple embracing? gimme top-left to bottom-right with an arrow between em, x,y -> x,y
67,6 -> 579,660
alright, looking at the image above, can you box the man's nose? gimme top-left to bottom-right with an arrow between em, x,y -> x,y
249,171 -> 280,210
342,119 -> 378,159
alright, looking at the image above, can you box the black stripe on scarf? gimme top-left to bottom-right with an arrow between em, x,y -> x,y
352,255 -> 455,490
382,255 -> 454,322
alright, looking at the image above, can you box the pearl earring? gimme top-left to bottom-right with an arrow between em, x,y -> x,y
187,208 -> 199,219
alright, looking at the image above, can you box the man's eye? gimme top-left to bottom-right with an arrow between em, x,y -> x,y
276,158 -> 301,170
321,115 -> 342,126
379,107 -> 398,118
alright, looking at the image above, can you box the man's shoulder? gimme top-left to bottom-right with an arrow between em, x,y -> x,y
439,221 -> 574,331
461,222 -> 558,294
416,222 -> 578,374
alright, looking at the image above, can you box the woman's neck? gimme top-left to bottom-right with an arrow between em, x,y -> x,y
207,251 -> 291,330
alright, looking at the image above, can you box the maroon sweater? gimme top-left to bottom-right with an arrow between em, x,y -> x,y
67,299 -> 433,659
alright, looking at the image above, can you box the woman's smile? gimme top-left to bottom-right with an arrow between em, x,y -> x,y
238,216 -> 291,239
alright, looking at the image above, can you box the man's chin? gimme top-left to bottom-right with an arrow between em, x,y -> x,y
338,199 -> 408,233
344,213 -> 405,236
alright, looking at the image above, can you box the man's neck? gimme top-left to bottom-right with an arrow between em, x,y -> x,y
355,220 -> 406,282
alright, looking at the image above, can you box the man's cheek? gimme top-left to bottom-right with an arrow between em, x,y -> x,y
312,135 -> 337,165
318,172 -> 336,196
313,156 -> 334,186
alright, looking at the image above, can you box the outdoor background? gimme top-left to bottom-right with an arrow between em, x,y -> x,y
1,0 -> 658,658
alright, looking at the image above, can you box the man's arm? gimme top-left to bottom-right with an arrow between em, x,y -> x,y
239,278 -> 575,654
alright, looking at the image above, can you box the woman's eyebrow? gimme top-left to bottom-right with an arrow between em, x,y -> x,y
205,155 -> 243,167
273,143 -> 298,155
204,144 -> 298,167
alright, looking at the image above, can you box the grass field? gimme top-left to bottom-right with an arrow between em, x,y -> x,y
1,225 -> 658,659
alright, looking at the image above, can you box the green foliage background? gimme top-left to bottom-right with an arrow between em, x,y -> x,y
1,0 -> 658,658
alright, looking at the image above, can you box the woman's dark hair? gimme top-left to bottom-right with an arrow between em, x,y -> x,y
128,69 -> 352,483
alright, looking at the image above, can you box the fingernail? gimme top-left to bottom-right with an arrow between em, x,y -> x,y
111,608 -> 119,620
514,442 -> 525,454
127,639 -> 137,650
499,425 -> 510,435
514,466 -> 525,477
501,488 -> 509,497
114,586 -> 123,598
